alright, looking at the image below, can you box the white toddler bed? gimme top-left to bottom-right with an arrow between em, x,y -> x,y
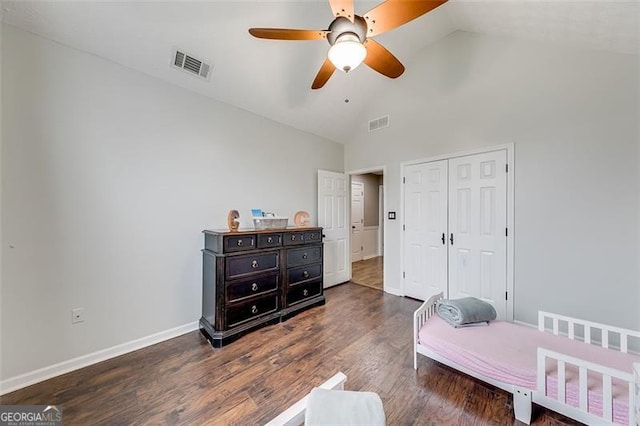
414,292 -> 640,425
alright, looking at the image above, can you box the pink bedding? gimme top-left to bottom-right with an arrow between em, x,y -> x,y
418,315 -> 639,425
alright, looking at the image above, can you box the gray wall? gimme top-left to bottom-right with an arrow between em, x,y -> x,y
1,25 -> 343,381
2,23 -> 638,387
346,31 -> 639,330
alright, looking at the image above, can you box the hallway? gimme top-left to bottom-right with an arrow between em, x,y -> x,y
351,256 -> 383,290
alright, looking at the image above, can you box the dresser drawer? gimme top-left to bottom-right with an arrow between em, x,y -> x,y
257,233 -> 282,249
287,246 -> 322,267
283,231 -> 305,246
227,273 -> 278,302
304,230 -> 322,243
223,235 -> 256,253
226,252 -> 279,279
287,263 -> 322,285
226,295 -> 278,328
287,281 -> 322,306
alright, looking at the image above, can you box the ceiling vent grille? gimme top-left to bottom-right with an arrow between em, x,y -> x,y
171,48 -> 212,81
368,115 -> 390,132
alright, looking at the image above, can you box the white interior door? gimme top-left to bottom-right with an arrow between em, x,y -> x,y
318,170 -> 350,288
351,181 -> 364,262
403,160 -> 448,300
448,150 -> 507,318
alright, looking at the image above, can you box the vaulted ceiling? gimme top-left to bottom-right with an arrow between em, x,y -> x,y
2,1 -> 638,144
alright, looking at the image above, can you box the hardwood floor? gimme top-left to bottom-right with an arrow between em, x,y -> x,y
351,256 -> 383,290
1,283 -> 579,425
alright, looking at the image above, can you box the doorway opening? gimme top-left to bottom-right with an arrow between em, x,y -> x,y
350,169 -> 384,291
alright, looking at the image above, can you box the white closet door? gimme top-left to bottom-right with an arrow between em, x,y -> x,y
448,150 -> 507,318
318,170 -> 350,288
403,160 -> 448,300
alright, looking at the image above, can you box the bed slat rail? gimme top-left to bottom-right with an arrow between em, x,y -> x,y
578,366 -> 588,413
413,292 -> 443,370
538,311 -> 640,353
633,363 -> 639,426
537,348 -> 634,425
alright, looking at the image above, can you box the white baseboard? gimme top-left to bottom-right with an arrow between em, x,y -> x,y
0,321 -> 199,395
384,286 -> 403,296
514,320 -> 536,328
363,254 -> 380,261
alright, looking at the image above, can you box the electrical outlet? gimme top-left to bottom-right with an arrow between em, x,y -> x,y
71,308 -> 85,324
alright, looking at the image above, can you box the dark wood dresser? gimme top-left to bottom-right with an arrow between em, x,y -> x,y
200,227 -> 325,347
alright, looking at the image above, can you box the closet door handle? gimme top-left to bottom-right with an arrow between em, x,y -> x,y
450,233 -> 454,245
441,233 -> 446,245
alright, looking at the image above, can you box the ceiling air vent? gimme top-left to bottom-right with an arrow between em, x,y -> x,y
171,48 -> 212,81
368,115 -> 390,132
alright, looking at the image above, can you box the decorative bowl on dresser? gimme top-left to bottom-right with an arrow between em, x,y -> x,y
200,227 -> 325,347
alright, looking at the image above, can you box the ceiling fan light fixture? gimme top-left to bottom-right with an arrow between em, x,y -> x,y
328,32 -> 367,73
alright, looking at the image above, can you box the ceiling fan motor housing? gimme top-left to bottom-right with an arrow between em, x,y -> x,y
327,16 -> 367,45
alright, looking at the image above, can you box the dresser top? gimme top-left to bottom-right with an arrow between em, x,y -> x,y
203,227 -> 322,237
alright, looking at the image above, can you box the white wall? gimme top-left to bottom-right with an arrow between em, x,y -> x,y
361,227 -> 379,260
346,31 -> 639,330
1,25 -> 343,382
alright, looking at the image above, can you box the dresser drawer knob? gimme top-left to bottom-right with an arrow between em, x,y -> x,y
267,237 -> 273,243
251,305 -> 258,314
302,252 -> 308,259
302,270 -> 309,279
303,289 -> 309,297
251,283 -> 258,291
290,235 -> 296,241
251,260 -> 259,269
237,239 -> 244,247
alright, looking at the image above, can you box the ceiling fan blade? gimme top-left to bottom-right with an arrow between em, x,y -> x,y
312,58 -> 336,89
329,0 -> 355,22
363,39 -> 405,79
363,0 -> 448,37
249,28 -> 329,41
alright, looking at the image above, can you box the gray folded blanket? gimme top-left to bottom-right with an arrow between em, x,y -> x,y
437,297 -> 497,328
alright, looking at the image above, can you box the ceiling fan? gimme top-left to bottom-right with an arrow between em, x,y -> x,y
248,0 -> 448,89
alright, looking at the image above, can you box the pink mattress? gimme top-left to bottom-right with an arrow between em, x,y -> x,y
418,315 -> 639,425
